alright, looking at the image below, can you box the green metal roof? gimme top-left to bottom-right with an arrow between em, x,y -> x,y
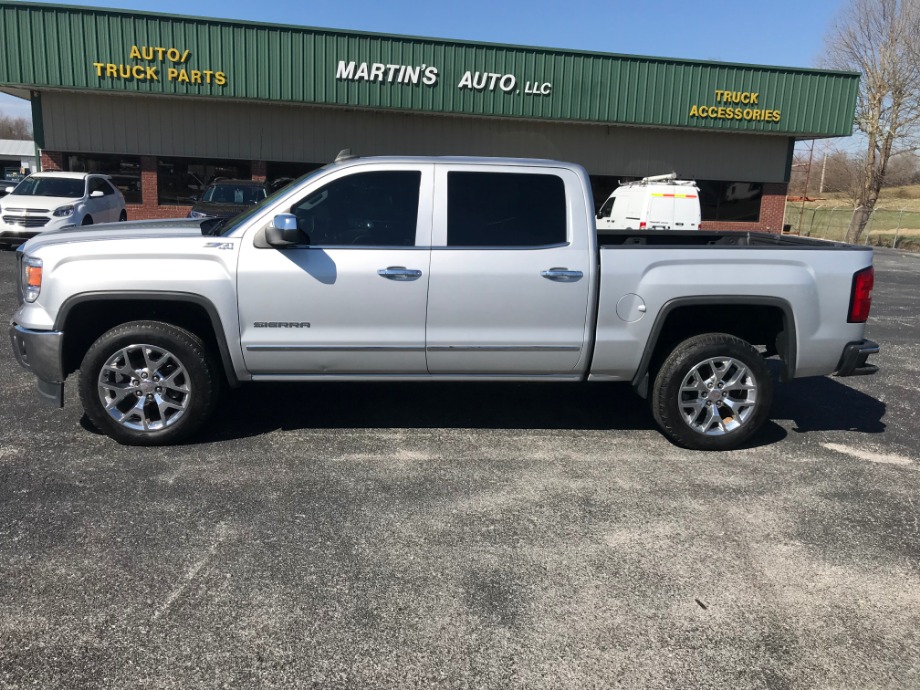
0,2 -> 859,137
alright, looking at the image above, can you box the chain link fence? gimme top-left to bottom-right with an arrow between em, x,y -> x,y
783,204 -> 920,250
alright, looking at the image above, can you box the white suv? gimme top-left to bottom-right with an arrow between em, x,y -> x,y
0,172 -> 127,246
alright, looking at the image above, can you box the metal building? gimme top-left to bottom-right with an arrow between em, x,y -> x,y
0,2 -> 859,231
0,139 -> 37,182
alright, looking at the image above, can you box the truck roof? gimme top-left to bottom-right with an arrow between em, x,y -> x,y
332,155 -> 581,169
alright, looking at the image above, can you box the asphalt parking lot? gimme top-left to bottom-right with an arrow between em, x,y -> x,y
1,247 -> 918,689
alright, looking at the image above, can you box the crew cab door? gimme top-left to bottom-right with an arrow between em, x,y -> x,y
425,165 -> 593,375
237,163 -> 433,374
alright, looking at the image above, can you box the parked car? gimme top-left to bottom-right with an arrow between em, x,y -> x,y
10,156 -> 878,450
187,179 -> 268,219
268,177 -> 296,193
596,173 -> 701,230
0,171 -> 126,246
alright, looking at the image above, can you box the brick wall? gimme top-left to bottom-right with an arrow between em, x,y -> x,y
121,155 -> 185,219
40,151 -> 64,171
701,182 -> 787,234
125,204 -> 189,220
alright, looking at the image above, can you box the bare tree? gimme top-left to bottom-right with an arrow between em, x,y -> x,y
884,150 -> 920,186
821,149 -> 865,194
825,0 -> 920,243
0,114 -> 32,140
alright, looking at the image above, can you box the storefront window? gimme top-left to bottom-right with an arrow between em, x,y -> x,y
157,157 -> 251,205
64,152 -> 142,204
697,180 -> 764,222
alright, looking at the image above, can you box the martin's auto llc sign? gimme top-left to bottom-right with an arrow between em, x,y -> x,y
336,60 -> 553,96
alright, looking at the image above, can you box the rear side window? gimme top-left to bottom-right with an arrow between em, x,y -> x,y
447,172 -> 566,247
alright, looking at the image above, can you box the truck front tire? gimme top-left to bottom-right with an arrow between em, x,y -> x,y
652,333 -> 773,451
78,320 -> 219,445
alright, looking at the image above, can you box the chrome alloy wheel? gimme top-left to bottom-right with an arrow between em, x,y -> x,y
96,343 -> 192,431
678,356 -> 758,436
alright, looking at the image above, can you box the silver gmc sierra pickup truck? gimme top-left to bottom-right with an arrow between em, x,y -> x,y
9,156 -> 879,450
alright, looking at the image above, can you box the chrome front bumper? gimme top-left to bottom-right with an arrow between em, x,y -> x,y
9,322 -> 65,406
0,228 -> 38,245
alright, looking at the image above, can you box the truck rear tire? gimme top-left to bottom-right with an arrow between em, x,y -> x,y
78,320 -> 219,445
651,333 -> 773,451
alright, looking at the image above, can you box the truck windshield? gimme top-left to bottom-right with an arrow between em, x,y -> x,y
12,176 -> 85,198
215,166 -> 331,236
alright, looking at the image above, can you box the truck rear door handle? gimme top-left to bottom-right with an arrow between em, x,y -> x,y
378,266 -> 422,281
541,268 -> 583,282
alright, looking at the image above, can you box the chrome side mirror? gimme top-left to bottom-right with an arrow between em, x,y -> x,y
265,213 -> 308,246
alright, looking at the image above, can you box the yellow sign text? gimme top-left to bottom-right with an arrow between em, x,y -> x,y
690,90 -> 780,123
92,46 -> 227,86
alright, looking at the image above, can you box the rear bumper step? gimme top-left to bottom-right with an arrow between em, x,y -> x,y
835,339 -> 879,377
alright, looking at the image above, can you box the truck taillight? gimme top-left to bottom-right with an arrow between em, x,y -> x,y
848,266 -> 874,323
639,221 -> 647,229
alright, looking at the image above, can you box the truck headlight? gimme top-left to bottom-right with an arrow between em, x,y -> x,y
53,204 -> 75,217
22,256 -> 42,302
188,210 -> 210,219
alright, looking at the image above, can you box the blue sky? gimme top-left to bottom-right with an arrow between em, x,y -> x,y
0,0 -> 849,124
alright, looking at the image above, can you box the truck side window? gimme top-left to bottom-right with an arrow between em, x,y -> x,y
290,171 -> 421,247
447,172 -> 566,247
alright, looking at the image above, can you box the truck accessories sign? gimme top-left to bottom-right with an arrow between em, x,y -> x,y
689,90 -> 781,122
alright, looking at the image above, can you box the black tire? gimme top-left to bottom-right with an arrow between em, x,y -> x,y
118,210 -> 127,222
78,320 -> 219,445
81,215 -> 93,225
651,333 -> 773,451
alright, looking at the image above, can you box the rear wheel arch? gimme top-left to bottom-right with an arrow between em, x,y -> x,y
55,292 -> 239,387
632,297 -> 796,397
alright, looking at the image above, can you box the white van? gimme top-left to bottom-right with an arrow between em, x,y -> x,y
596,173 -> 701,231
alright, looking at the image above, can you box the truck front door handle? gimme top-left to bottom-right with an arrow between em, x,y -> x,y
378,266 -> 422,281
541,268 -> 584,282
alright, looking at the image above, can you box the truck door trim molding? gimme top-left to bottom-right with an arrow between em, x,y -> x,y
426,346 -> 581,352
246,345 -> 425,352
